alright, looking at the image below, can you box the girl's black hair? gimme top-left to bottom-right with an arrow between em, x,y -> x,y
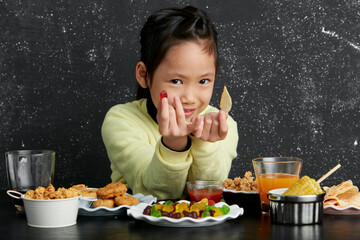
136,6 -> 219,100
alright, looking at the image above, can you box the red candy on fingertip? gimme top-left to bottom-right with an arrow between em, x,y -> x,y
160,90 -> 168,100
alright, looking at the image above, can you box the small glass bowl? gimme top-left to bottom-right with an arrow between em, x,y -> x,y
186,180 -> 224,203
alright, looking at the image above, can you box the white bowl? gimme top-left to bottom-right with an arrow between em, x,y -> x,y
22,195 -> 80,228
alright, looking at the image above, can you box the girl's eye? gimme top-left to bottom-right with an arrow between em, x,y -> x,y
170,79 -> 182,84
199,79 -> 210,84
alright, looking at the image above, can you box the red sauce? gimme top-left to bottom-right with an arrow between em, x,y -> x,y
188,188 -> 223,203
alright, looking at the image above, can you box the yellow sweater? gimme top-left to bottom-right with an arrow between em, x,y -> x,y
101,99 -> 238,200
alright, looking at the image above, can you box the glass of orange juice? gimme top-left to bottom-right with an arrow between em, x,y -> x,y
252,157 -> 302,214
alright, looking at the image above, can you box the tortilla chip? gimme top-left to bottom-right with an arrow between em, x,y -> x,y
339,199 -> 350,208
325,180 -> 353,198
349,193 -> 360,207
324,197 -> 340,207
337,186 -> 359,200
220,86 -> 232,112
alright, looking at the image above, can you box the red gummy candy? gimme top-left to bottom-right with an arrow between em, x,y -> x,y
160,90 -> 168,100
208,199 -> 216,206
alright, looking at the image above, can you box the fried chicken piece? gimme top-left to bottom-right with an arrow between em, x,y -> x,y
224,171 -> 258,191
44,184 -> 56,199
224,178 -> 232,188
33,186 -> 46,199
24,190 -> 35,199
233,177 -> 241,186
114,194 -> 139,206
54,187 -> 79,199
24,185 -> 79,199
251,180 -> 258,190
93,198 -> 115,208
97,182 -> 127,199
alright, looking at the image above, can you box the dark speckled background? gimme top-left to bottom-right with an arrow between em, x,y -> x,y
1,0 -> 359,190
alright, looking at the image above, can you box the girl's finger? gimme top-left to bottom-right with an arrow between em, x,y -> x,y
218,110 -> 228,139
157,98 -> 170,135
174,96 -> 187,130
167,104 -> 177,133
187,115 -> 201,133
192,119 -> 204,138
201,114 -> 212,140
209,117 -> 220,141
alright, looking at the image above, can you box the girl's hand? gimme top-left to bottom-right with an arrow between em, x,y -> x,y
157,96 -> 200,151
189,111 -> 228,142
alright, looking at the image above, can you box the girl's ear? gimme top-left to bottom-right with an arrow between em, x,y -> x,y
136,61 -> 148,88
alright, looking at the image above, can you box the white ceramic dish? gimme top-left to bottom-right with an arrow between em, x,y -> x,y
324,205 -> 360,215
127,200 -> 243,227
78,193 -> 157,216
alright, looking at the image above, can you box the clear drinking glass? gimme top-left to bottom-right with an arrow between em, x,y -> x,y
252,157 -> 302,214
5,150 -> 55,212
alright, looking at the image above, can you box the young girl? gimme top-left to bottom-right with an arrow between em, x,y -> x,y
101,6 -> 238,200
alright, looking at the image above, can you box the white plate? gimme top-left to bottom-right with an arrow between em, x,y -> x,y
127,200 -> 243,227
324,205 -> 360,215
78,193 -> 157,216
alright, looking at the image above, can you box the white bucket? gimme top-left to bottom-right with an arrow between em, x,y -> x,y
7,190 -> 80,228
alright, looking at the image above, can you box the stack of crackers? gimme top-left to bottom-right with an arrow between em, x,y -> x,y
324,180 -> 360,208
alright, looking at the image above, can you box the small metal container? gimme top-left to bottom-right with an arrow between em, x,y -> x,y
268,188 -> 325,225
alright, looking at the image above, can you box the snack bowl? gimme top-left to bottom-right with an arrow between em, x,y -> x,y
7,190 -> 80,228
222,189 -> 261,216
186,180 -> 223,203
267,188 -> 326,225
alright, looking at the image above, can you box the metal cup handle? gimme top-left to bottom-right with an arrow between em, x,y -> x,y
7,190 -> 23,199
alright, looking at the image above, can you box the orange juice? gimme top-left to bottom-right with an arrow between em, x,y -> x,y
258,173 -> 299,211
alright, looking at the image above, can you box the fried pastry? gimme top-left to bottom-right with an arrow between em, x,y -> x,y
93,198 -> 115,208
81,188 -> 98,198
71,184 -> 87,193
114,194 -> 139,206
70,184 -> 98,198
97,182 -> 127,199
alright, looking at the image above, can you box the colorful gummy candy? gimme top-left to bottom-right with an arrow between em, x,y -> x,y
142,198 -> 230,219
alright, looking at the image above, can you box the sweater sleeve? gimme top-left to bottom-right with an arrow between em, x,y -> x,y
101,102 -> 193,200
187,108 -> 238,182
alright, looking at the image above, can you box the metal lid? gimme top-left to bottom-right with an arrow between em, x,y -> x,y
268,188 -> 325,203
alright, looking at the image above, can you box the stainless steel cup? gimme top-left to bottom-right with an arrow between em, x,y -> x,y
5,150 -> 55,212
268,188 -> 325,225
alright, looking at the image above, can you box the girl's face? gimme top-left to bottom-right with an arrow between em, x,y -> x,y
149,41 -> 216,120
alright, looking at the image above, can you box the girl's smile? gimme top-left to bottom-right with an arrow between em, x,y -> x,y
183,108 -> 196,118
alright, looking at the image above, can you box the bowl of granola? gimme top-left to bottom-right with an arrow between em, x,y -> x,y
223,171 -> 261,215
